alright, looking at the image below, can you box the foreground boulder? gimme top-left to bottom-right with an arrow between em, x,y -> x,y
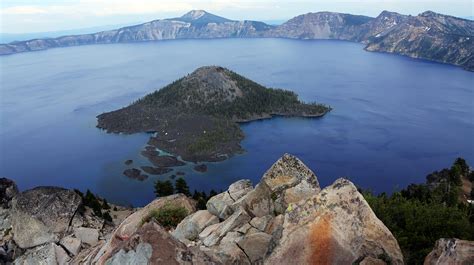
261,153 -> 321,214
424,238 -> 474,265
11,187 -> 82,249
265,178 -> 404,265
172,210 -> 219,242
13,242 -> 70,265
178,154 -> 403,265
102,222 -> 216,265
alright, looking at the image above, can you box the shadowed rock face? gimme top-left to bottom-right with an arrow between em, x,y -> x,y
0,178 -> 18,208
424,238 -> 474,265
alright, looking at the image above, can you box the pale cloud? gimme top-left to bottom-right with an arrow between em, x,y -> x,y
2,5 -> 47,15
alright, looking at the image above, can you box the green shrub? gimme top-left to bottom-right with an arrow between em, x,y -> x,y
142,204 -> 188,229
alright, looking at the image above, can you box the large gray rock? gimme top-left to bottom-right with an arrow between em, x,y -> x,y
105,243 -> 152,265
172,210 -> 219,242
206,179 -> 253,219
59,235 -> 81,256
235,181 -> 274,217
0,178 -> 18,208
14,243 -> 70,265
236,232 -> 272,264
424,238 -> 474,265
265,178 -> 404,265
74,227 -> 99,246
11,187 -> 82,249
203,232 -> 251,265
199,207 -> 251,247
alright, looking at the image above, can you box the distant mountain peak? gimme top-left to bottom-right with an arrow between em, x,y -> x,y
176,10 -> 233,24
181,10 -> 208,20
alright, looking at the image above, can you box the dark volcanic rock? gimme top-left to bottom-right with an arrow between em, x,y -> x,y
141,149 -> 159,158
123,168 -> 148,181
0,178 -> 18,208
147,155 -> 186,168
194,164 -> 208,173
124,159 -> 133,165
140,166 -> 173,175
176,171 -> 185,176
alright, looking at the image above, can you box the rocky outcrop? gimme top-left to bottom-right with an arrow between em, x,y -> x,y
265,178 -> 403,265
424,238 -> 474,265
5,154 -> 408,264
171,153 -> 402,264
1,182 -> 134,264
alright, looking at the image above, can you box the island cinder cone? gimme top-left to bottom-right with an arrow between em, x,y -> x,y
97,66 -> 330,163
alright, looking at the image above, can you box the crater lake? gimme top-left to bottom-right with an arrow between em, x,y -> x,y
0,38 -> 473,206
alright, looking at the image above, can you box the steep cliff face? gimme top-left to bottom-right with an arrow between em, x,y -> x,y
0,10 -> 273,55
265,12 -> 372,40
268,10 -> 473,71
0,10 -> 472,71
364,11 -> 474,70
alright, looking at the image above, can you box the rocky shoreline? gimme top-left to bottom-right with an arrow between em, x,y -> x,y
2,154 -> 473,264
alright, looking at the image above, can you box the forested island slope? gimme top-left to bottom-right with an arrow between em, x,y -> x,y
97,66 -> 330,162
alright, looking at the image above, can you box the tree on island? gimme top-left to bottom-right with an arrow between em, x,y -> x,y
154,180 -> 174,197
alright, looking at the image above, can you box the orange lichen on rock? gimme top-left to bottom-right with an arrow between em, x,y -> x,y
308,214 -> 333,265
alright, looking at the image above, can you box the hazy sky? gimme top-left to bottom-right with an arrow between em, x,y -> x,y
1,0 -> 472,33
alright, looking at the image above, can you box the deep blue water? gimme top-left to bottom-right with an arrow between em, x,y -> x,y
0,38 -> 473,206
